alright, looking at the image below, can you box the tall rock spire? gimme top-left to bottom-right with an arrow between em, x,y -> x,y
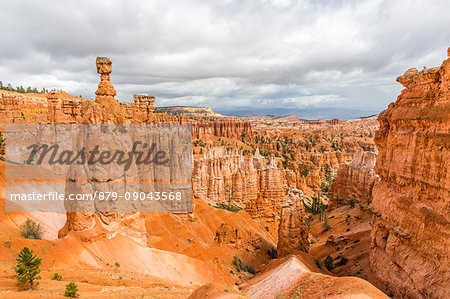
95,57 -> 117,103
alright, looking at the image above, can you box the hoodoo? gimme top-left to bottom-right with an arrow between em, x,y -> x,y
277,190 -> 309,257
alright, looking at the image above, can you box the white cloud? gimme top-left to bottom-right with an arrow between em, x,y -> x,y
0,0 -> 449,118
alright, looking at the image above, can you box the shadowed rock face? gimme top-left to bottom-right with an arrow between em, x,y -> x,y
370,49 -> 450,299
277,190 -> 309,257
328,151 -> 378,209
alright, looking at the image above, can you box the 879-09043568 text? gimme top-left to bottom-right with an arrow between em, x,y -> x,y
8,191 -> 184,201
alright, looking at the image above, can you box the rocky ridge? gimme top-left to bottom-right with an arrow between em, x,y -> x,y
370,48 -> 450,298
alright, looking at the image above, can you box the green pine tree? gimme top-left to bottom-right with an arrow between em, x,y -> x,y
15,247 -> 42,289
324,255 -> 334,270
323,214 -> 331,231
65,282 -> 78,297
0,131 -> 5,161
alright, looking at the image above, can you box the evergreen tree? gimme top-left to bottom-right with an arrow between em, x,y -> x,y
323,214 -> 330,231
65,282 -> 78,297
324,255 -> 334,270
0,131 -> 5,161
324,163 -> 332,182
15,247 -> 42,289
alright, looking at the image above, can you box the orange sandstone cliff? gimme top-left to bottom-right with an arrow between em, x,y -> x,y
192,147 -> 286,221
328,151 -> 378,209
370,49 -> 450,298
192,119 -> 252,139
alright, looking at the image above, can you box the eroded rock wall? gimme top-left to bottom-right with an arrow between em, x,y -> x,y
328,151 -> 378,209
192,120 -> 253,139
370,49 -> 450,298
192,147 -> 285,221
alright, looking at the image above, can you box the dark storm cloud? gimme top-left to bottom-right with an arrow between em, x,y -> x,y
0,0 -> 449,117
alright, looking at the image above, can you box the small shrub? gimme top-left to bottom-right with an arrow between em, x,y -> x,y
314,259 -> 323,269
353,238 -> 360,244
52,273 -> 62,281
323,215 -> 331,231
346,228 -> 350,232
20,219 -> 43,240
320,182 -> 329,194
214,203 -> 243,213
335,255 -> 348,266
115,262 -> 120,267
305,216 -> 311,229
65,282 -> 78,297
3,241 -> 11,248
264,226 -> 269,232
232,256 -> 247,272
348,198 -> 355,208
324,255 -> 334,271
0,131 -> 5,161
232,256 -> 255,273
302,169 -> 310,177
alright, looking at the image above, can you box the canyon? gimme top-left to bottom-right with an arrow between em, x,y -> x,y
0,50 -> 448,298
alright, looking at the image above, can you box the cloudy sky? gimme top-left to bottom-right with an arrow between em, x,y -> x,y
0,0 -> 449,119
